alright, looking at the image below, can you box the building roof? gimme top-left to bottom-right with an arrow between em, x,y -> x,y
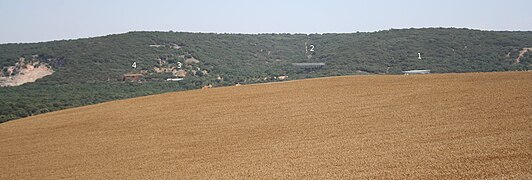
292,63 -> 326,66
402,70 -> 431,74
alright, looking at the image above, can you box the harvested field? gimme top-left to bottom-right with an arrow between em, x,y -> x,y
1,72 -> 531,179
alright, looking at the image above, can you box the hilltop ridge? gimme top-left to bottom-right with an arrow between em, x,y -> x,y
1,28 -> 532,122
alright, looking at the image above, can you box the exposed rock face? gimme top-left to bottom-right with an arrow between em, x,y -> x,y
516,47 -> 532,63
174,70 -> 187,78
0,58 -> 54,87
153,67 -> 175,73
149,43 -> 181,49
184,57 -> 200,64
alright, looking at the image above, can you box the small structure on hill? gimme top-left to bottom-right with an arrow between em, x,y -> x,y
276,76 -> 288,80
202,84 -> 213,90
402,70 -> 430,75
292,63 -> 325,69
122,74 -> 143,81
166,78 -> 183,82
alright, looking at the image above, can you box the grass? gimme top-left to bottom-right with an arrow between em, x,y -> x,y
1,71 -> 531,179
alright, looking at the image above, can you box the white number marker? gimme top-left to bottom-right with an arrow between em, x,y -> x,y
418,53 -> 422,60
132,62 -> 137,68
310,45 -> 315,52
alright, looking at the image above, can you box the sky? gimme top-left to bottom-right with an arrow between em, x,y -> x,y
1,0 -> 531,43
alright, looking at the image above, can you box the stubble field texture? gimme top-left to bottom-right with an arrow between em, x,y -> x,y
1,72 -> 531,179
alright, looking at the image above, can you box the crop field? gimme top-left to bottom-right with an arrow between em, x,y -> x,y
1,72 -> 531,179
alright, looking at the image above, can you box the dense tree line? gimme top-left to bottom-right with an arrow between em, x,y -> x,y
1,28 -> 531,123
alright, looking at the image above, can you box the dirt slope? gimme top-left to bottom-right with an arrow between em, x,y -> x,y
516,47 -> 532,63
1,72 -> 531,179
0,64 -> 53,87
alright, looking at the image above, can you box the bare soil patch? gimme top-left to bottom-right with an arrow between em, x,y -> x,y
0,65 -> 53,87
516,47 -> 532,63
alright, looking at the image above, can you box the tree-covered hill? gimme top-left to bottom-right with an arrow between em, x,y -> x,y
1,28 -> 531,122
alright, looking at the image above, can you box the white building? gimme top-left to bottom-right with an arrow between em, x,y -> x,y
402,70 -> 430,75
166,78 -> 183,81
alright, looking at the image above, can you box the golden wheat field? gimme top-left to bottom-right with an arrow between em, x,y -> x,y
1,72 -> 531,179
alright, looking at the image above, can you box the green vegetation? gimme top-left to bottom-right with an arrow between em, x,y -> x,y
1,28 -> 531,123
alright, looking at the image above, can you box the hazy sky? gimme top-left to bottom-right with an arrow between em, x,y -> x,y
1,0 -> 531,43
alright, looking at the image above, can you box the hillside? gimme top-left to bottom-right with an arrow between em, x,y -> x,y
1,72 -> 531,179
1,28 -> 532,122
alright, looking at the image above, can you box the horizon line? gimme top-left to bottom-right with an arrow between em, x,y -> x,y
2,27 -> 531,45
